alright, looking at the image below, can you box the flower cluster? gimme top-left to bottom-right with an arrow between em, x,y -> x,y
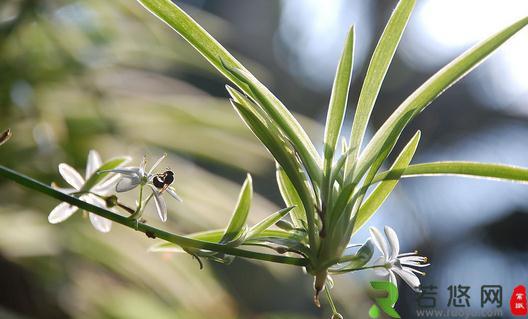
49,151 -> 182,232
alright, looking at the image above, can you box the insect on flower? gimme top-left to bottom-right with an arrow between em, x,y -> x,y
152,170 -> 175,193
104,153 -> 182,222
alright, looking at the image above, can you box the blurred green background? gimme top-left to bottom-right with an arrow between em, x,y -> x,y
1,0 -> 527,318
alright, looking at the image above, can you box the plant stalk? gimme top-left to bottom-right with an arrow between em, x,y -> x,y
0,165 -> 308,267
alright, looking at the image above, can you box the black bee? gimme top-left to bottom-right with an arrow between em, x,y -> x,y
152,170 -> 174,193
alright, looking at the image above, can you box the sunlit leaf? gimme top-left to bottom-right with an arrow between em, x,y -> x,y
373,161 -> 528,184
246,206 -> 295,240
347,0 -> 415,178
220,174 -> 252,244
322,26 -> 355,203
231,99 -> 319,253
138,0 -> 322,184
224,65 -> 322,184
276,164 -> 307,229
353,131 -> 421,234
353,16 -> 528,185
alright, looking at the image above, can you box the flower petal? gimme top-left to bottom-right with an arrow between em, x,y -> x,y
150,185 -> 167,222
86,150 -> 102,179
401,261 -> 431,268
48,202 -> 78,224
89,213 -> 112,233
369,226 -> 389,258
403,266 -> 426,276
103,167 -> 141,176
83,195 -> 112,232
51,184 -> 76,194
166,187 -> 183,202
116,176 -> 140,192
93,174 -> 121,193
139,156 -> 147,176
58,163 -> 84,190
148,153 -> 167,175
384,226 -> 400,260
373,256 -> 390,276
392,267 -> 421,292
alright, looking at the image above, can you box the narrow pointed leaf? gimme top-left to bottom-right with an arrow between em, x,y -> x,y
138,0 -> 321,184
322,26 -> 355,202
347,0 -> 416,175
353,131 -> 421,234
231,99 -> 318,253
275,220 -> 295,231
354,17 -> 528,185
276,164 -> 306,229
225,65 -> 322,184
373,161 -> 528,184
247,206 -> 295,240
221,174 -> 253,243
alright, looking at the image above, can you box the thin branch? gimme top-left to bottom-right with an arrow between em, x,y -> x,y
0,165 -> 309,267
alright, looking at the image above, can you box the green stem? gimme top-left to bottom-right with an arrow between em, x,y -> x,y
0,165 -> 308,267
330,264 -> 386,275
131,184 -> 149,220
325,288 -> 339,317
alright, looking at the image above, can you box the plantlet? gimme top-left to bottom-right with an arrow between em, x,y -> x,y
0,0 -> 527,317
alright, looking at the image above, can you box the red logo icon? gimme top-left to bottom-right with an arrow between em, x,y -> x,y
510,285 -> 527,316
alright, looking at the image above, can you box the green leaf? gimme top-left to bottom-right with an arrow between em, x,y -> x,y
275,220 -> 295,231
347,0 -> 416,177
224,65 -> 322,185
353,16 -> 528,185
322,26 -> 355,203
353,131 -> 421,234
149,241 -> 187,253
329,145 -> 355,190
137,0 -> 321,184
220,174 -> 253,244
328,239 -> 374,273
231,98 -> 319,254
137,0 -> 249,89
276,164 -> 306,229
81,156 -> 131,192
373,161 -> 528,184
246,206 -> 295,240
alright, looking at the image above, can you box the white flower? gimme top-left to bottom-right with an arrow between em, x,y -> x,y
107,153 -> 182,222
369,226 -> 430,292
48,150 -> 125,233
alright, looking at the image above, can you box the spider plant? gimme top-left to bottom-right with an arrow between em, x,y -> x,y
1,0 -> 528,316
